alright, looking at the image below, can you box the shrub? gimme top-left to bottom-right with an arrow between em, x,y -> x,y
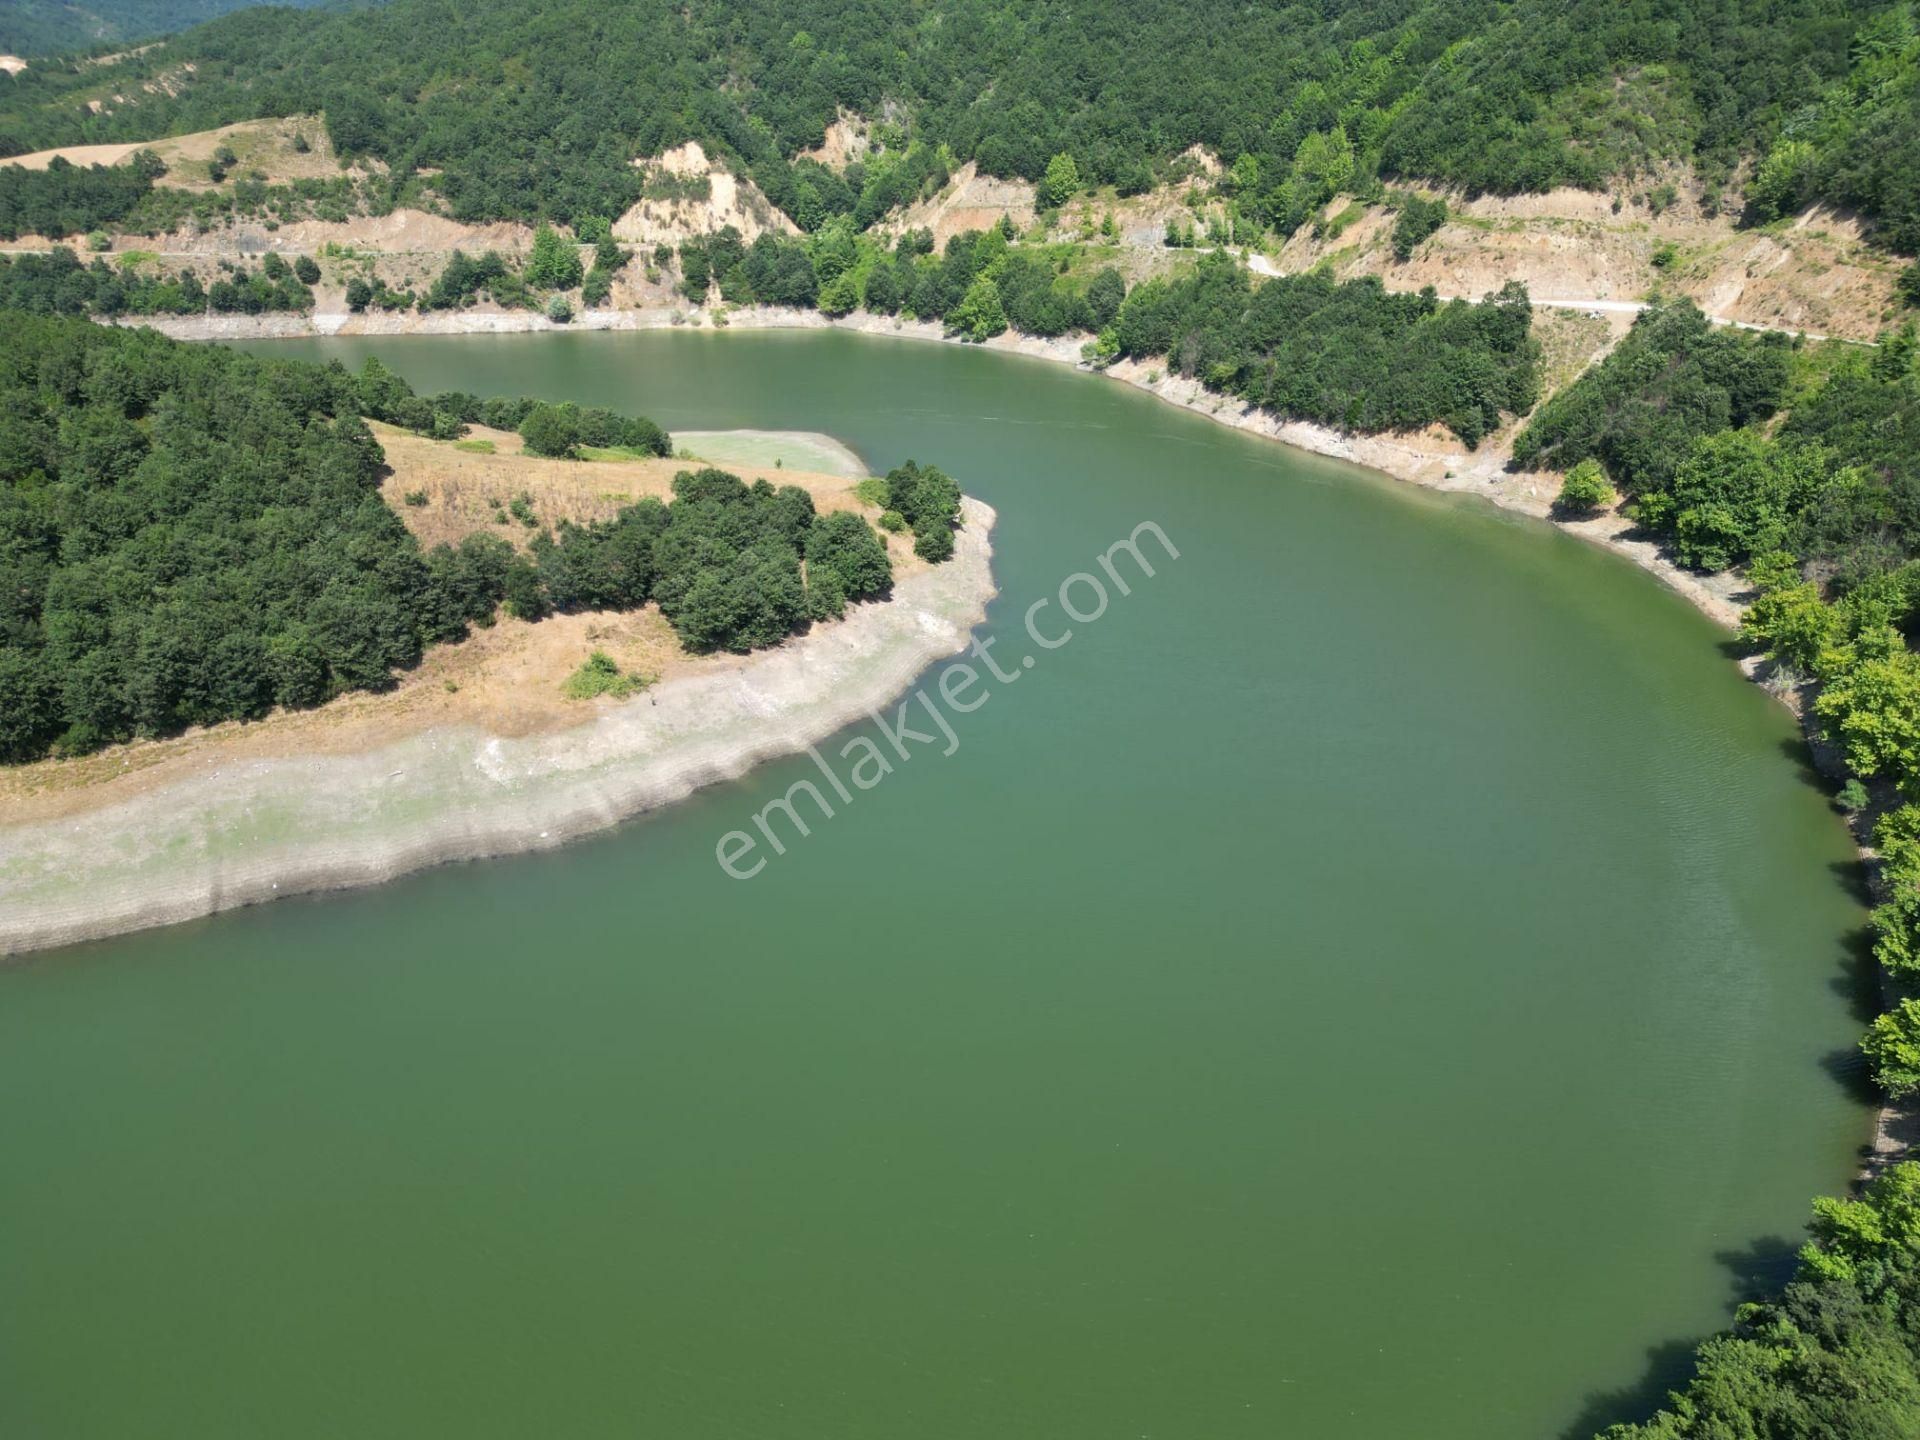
947,274 -> 1008,342
913,523 -> 955,562
562,650 -> 649,699
520,403 -> 581,458
525,223 -> 584,290
1864,999 -> 1920,1096
1389,194 -> 1447,261
1554,459 -> 1612,514
805,511 -> 893,598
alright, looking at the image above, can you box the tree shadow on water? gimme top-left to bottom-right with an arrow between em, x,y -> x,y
1774,732 -> 1831,792
1553,1236 -> 1801,1439
1716,1234 -> 1803,1303
1554,1337 -> 1700,1440
1827,923 -> 1880,1015
1821,1043 -> 1881,1110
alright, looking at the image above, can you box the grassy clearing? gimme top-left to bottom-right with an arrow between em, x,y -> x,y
675,429 -> 866,478
453,438 -> 496,454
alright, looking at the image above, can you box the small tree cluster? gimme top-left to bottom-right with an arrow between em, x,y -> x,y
883,460 -> 963,562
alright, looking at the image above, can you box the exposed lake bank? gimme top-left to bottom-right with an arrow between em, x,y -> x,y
0,496 -> 996,956
115,302 -> 1750,632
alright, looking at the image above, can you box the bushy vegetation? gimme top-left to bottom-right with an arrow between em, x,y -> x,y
423,249 -> 519,311
515,400 -> 670,460
1513,301 -> 1792,494
1,0 -> 1913,252
0,312 -> 686,762
1389,192 -> 1448,262
883,459 -> 962,562
0,245 -> 315,315
643,468 -> 897,650
1113,256 -> 1539,446
561,650 -> 649,700
0,151 -> 166,240
1554,458 -> 1612,515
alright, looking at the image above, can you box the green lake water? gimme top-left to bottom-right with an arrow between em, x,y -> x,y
0,329 -> 1876,1438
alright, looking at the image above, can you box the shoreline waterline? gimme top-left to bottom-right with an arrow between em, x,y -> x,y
116,302 -> 1748,629
0,498 -> 997,958
186,303 -> 1893,1177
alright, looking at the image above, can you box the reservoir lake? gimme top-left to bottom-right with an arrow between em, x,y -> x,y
0,328 -> 1875,1439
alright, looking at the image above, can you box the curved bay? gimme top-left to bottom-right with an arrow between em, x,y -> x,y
0,329 -> 1873,1439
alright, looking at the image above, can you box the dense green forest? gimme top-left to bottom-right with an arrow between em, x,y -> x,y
1111,258 -> 1537,446
0,0 -> 338,60
0,311 -> 930,763
0,245 -> 315,313
1,0 -> 1916,250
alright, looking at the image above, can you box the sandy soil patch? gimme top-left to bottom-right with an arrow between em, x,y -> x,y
0,55 -> 26,76
1267,180 -> 1900,342
877,162 -> 1036,246
614,141 -> 797,246
4,116 -> 343,188
800,113 -> 872,169
3,139 -> 149,170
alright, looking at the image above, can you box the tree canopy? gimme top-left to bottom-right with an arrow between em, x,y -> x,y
2,0 -> 1915,250
0,311 -> 692,762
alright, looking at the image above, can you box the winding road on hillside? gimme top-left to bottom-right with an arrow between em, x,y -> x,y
1231,248 -> 1864,343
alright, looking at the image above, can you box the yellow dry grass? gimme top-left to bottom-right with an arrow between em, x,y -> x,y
2,116 -> 343,189
0,427 -> 914,826
374,422 -> 926,579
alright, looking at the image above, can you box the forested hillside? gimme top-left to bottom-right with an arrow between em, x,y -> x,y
0,0 -> 339,61
1,0 -> 1916,251
0,312 -> 935,763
